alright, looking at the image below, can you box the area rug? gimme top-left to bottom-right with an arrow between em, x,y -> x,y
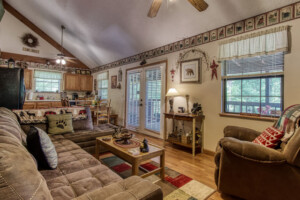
100,153 -> 215,200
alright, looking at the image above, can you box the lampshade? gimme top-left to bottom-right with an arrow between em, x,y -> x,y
166,88 -> 179,97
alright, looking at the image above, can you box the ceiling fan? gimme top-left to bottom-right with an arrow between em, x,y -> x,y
54,25 -> 77,65
148,0 -> 208,18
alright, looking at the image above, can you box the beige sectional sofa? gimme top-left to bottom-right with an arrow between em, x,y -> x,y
0,107 -> 163,200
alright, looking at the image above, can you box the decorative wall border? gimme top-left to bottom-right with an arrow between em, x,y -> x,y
92,1 -> 300,73
0,58 -> 86,73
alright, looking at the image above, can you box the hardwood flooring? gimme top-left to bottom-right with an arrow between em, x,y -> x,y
134,133 -> 239,200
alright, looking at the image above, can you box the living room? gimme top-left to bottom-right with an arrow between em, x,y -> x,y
0,0 -> 300,200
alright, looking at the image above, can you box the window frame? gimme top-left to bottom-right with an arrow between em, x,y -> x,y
97,71 -> 109,100
34,71 -> 62,93
223,75 -> 284,117
222,53 -> 284,118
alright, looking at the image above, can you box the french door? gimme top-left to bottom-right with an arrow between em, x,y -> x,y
126,63 -> 165,137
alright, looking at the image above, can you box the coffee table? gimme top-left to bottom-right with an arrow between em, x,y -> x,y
95,136 -> 165,180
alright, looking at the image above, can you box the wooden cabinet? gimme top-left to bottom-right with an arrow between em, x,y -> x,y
24,69 -> 33,90
64,74 -> 80,91
80,75 -> 93,91
23,102 -> 36,109
64,73 -> 93,91
23,101 -> 62,109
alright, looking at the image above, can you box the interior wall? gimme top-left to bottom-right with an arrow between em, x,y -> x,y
96,19 -> 300,152
0,11 -> 59,57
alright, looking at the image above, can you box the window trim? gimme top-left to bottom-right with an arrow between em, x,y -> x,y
34,70 -> 62,93
97,71 -> 109,99
222,75 -> 284,118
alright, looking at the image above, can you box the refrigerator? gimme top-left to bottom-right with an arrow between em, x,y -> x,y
0,68 -> 25,109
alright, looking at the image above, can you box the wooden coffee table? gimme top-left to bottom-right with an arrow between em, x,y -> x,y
95,136 -> 165,180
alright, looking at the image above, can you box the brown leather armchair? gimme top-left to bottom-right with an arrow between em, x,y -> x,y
214,126 -> 300,200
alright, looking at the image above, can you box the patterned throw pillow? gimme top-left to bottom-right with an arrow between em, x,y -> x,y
253,126 -> 284,148
47,114 -> 74,134
26,126 -> 58,169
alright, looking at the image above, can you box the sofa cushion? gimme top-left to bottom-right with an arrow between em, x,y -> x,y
253,126 -> 284,148
27,126 -> 58,169
47,114 -> 74,134
40,136 -> 122,199
72,107 -> 93,131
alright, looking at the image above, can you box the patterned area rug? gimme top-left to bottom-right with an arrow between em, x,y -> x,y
100,153 -> 215,200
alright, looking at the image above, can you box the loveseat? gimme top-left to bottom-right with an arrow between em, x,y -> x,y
0,107 -> 163,200
214,126 -> 300,200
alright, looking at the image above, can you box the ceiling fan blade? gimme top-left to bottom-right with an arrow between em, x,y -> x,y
187,0 -> 208,12
147,0 -> 162,18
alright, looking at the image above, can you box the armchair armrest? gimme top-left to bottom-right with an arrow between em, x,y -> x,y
220,137 -> 286,163
224,126 -> 261,142
73,176 -> 162,200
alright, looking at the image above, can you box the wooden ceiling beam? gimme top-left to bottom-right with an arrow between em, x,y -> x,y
2,1 -> 89,69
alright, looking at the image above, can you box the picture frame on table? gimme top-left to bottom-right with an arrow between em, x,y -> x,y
111,75 -> 117,89
180,59 -> 201,84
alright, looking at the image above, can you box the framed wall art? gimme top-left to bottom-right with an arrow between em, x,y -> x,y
245,18 -> 255,32
255,14 -> 266,29
210,30 -> 217,41
111,75 -> 117,89
295,3 -> 300,18
226,24 -> 234,37
180,59 -> 201,84
203,32 -> 210,43
267,10 -> 279,25
235,21 -> 244,34
218,27 -> 225,39
280,6 -> 293,22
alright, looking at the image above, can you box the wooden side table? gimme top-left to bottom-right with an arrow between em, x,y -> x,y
164,113 -> 205,156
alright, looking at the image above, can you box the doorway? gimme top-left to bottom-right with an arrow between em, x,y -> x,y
126,62 -> 166,137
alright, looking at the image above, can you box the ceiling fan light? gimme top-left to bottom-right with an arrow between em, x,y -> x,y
61,59 -> 66,65
56,59 -> 61,64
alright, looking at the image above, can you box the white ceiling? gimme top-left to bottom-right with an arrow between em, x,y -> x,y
5,0 -> 299,68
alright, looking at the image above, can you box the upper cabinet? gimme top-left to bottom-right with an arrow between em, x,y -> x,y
79,75 -> 93,91
64,74 -> 93,91
24,69 -> 33,90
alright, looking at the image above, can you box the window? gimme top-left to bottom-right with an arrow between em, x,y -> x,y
97,72 -> 108,99
34,70 -> 62,93
222,52 -> 284,117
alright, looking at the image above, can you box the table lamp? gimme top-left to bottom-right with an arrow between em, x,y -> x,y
166,88 -> 179,113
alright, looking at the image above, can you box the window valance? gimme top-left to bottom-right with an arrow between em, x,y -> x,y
34,70 -> 62,80
219,26 -> 290,61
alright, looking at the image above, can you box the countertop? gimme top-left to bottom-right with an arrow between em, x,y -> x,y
25,100 -> 61,102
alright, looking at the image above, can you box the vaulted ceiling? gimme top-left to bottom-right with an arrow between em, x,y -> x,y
5,0 -> 299,68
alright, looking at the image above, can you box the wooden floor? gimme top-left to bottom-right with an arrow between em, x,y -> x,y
134,133 -> 239,200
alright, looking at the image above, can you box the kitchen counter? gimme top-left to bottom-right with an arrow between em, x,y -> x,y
26,100 -> 61,102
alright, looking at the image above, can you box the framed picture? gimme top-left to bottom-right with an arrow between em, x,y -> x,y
86,70 -> 91,75
196,34 -> 202,45
255,14 -> 266,29
295,3 -> 300,18
190,37 -> 196,46
169,43 -> 174,52
203,32 -> 209,43
235,21 -> 244,34
218,27 -> 225,39
267,10 -> 279,25
111,75 -> 117,89
179,41 -> 184,49
184,38 -> 190,48
245,18 -> 255,32
180,59 -> 201,84
226,24 -> 234,37
280,6 -> 293,22
210,30 -> 217,41
80,70 -> 86,75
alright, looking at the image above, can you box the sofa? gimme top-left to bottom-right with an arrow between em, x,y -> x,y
18,107 -> 116,154
214,126 -> 300,200
0,107 -> 163,200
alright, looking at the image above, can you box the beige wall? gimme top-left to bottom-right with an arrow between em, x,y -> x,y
95,19 -> 300,152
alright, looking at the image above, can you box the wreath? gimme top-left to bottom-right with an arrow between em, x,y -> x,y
21,33 -> 39,48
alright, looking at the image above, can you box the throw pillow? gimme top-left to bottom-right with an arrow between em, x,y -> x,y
47,114 -> 74,134
26,126 -> 58,169
253,126 -> 284,148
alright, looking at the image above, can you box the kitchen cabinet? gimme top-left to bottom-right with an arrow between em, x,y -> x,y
64,73 -> 93,92
64,74 -> 80,91
79,75 -> 93,91
24,69 -> 33,90
23,101 -> 62,109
